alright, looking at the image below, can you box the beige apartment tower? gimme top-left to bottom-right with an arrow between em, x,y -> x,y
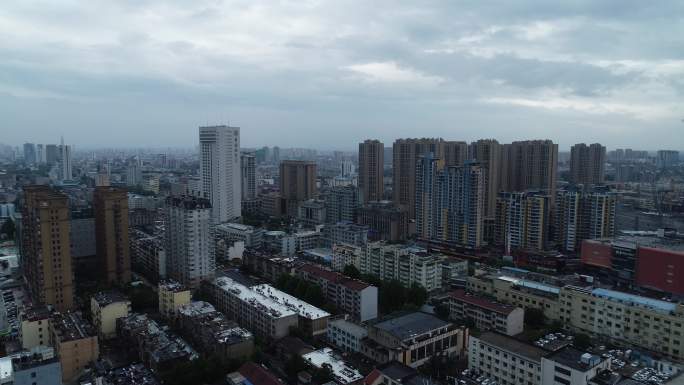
469,139 -> 502,218
570,142 -> 606,185
21,186 -> 74,312
500,140 -> 558,199
392,138 -> 444,219
358,139 -> 384,203
94,186 -> 131,285
279,160 -> 317,215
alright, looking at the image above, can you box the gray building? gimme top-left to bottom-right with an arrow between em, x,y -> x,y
324,186 -> 360,224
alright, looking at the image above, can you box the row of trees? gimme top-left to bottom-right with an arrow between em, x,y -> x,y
344,265 -> 428,314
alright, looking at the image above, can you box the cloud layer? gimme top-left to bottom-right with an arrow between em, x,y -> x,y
1,0 -> 683,149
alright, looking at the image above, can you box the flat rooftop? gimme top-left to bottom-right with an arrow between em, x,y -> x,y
546,347 -> 604,372
498,276 -> 561,295
217,222 -> 257,232
476,332 -> 546,362
303,348 -> 363,385
214,277 -> 329,320
93,290 -> 129,306
372,312 -> 450,341
449,290 -> 518,315
52,312 -> 96,342
591,288 -> 677,314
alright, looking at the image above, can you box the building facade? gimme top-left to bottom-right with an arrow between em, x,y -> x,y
360,243 -> 443,292
280,160 -> 317,216
570,143 -> 606,185
199,125 -> 242,222
447,289 -> 524,335
495,191 -> 551,253
358,140 -> 384,204
93,186 -> 131,285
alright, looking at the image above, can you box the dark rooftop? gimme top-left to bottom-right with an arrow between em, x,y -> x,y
372,312 -> 450,341
449,290 -> 518,315
546,346 -> 605,372
476,332 -> 546,362
165,195 -> 211,210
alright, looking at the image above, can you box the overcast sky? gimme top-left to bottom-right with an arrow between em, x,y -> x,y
2,1 -> 683,150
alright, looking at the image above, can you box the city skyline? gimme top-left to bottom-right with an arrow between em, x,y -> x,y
2,1 -> 683,149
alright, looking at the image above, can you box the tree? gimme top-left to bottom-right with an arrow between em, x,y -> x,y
434,303 -> 450,320
524,307 -> 546,329
285,354 -> 308,380
313,363 -> 335,384
407,283 -> 427,306
343,264 -> 361,279
573,333 -> 592,350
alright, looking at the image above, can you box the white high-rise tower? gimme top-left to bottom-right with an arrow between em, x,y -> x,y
199,125 -> 241,222
60,137 -> 72,181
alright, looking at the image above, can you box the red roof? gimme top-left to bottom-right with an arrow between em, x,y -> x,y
448,289 -> 517,315
239,362 -> 286,385
364,369 -> 382,385
300,264 -> 371,291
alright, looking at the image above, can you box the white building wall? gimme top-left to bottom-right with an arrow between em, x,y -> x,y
199,125 -> 241,223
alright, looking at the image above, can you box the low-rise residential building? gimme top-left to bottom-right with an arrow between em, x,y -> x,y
91,291 -> 131,340
298,199 -> 327,226
297,264 -> 378,322
327,317 -> 368,353
50,312 -> 99,383
19,306 -> 51,350
321,222 -> 369,248
117,313 -> 198,373
541,347 -> 610,385
215,223 -> 265,260
3,346 -> 62,385
468,332 -> 545,385
364,361 -> 437,385
263,231 -> 296,256
467,273 -> 562,321
227,362 -> 287,385
243,251 -> 300,282
362,312 -> 467,368
158,280 -> 192,319
441,258 -> 469,288
207,276 -> 330,339
331,243 -> 362,272
177,301 -> 254,361
361,243 -> 444,292
448,289 -> 524,335
302,348 -> 363,385
559,286 -> 684,362
130,228 -> 166,283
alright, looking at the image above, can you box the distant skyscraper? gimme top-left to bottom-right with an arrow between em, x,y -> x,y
272,146 -> 281,164
164,195 -> 215,289
416,154 -> 484,248
554,188 -> 616,252
500,140 -> 558,198
23,143 -> 36,164
35,144 -> 45,164
241,152 -> 257,201
126,163 -> 142,186
60,139 -> 72,181
199,125 -> 241,223
324,185 -> 360,223
45,144 -> 59,165
656,150 -> 680,168
393,138 -> 444,219
21,186 -> 74,312
469,139 -> 502,219
358,139 -> 384,204
570,143 -> 606,185
93,187 -> 131,285
443,141 -> 468,167
339,160 -> 355,177
279,160 -> 317,215
495,191 -> 550,253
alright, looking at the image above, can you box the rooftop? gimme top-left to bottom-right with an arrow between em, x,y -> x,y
165,195 -> 211,210
158,280 -> 188,293
300,264 -> 372,291
217,222 -> 258,232
214,277 -> 330,319
591,288 -> 677,314
51,312 -> 96,342
449,290 -> 518,315
497,275 -> 561,295
476,332 -> 546,362
545,346 -> 605,372
105,363 -> 161,385
93,290 -> 129,307
302,348 -> 363,385
236,362 -> 286,385
372,312 -> 451,341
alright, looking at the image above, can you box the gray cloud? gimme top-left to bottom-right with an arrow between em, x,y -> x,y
0,0 -> 682,150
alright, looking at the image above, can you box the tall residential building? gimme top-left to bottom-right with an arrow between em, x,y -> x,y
469,139 -> 502,218
164,196 -> 215,289
20,186 -> 74,312
93,186 -> 131,285
36,144 -> 45,164
23,143 -> 36,164
416,154 -> 484,248
570,143 -> 606,185
656,150 -> 680,168
495,191 -> 550,253
45,144 -> 59,165
443,141 -> 468,167
356,201 -> 408,242
500,140 -> 558,198
554,188 -> 616,252
324,186 -> 360,223
360,243 -> 444,291
358,140 -> 384,204
392,138 -> 444,219
279,160 -> 317,215
60,143 -> 72,181
199,125 -> 241,223
240,152 -> 257,200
